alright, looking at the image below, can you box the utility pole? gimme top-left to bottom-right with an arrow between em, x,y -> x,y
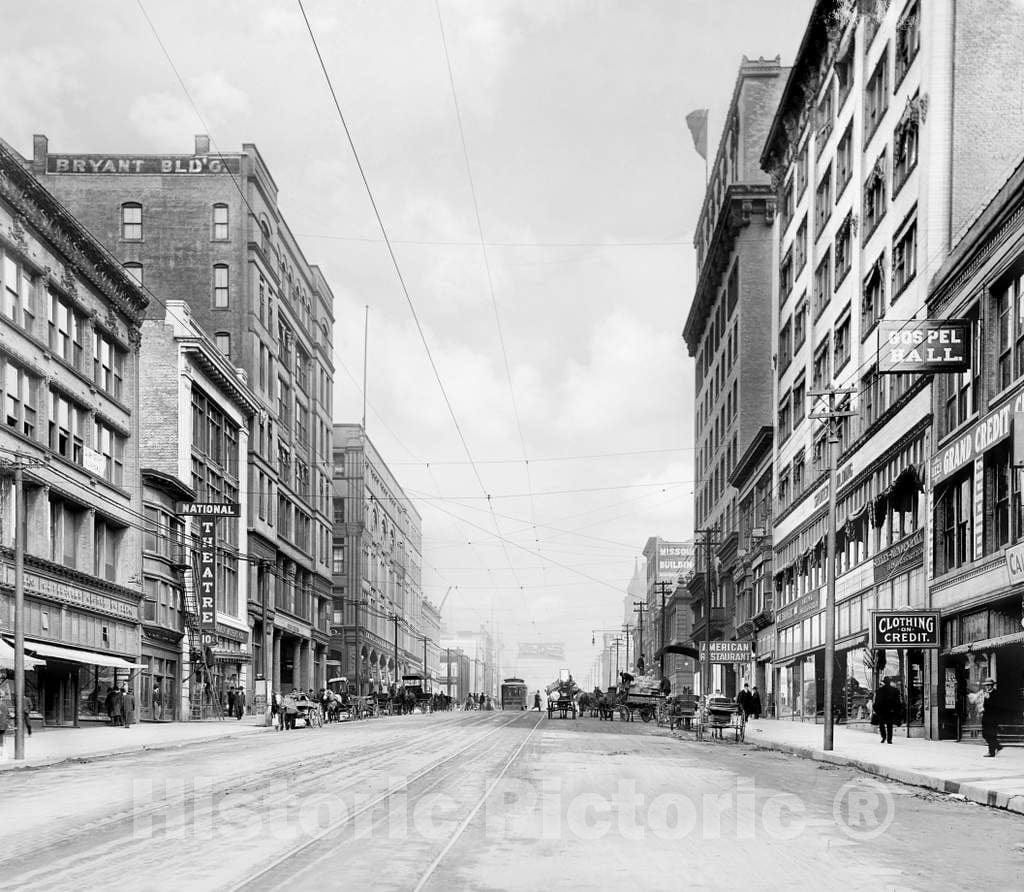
695,525 -> 721,700
354,597 -> 363,697
633,600 -> 646,670
810,386 -> 856,752
655,581 -> 673,678
446,647 -> 452,698
393,612 -> 399,687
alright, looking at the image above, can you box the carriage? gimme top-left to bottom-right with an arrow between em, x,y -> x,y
500,677 -> 528,711
545,670 -> 580,719
402,674 -> 433,713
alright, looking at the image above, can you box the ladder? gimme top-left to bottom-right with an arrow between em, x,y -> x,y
177,551 -> 224,722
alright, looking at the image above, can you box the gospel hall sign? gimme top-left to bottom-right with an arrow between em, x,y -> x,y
46,154 -> 240,175
877,320 -> 970,374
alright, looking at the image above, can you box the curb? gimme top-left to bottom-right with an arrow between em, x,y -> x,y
0,723 -> 270,773
747,738 -> 1024,816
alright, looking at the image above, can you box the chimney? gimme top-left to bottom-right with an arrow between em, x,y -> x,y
195,134 -> 210,155
33,134 -> 48,167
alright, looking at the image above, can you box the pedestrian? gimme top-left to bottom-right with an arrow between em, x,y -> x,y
532,691 -> 541,711
660,675 -> 672,696
976,677 -> 1007,757
269,691 -> 282,730
0,697 -> 8,757
227,686 -> 236,718
283,694 -> 299,730
871,676 -> 902,744
152,683 -> 162,720
235,685 -> 246,720
637,653 -> 646,675
122,686 -> 136,728
736,684 -> 752,721
109,685 -> 123,727
750,686 -> 763,720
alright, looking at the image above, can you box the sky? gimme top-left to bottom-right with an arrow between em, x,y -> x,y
2,0 -> 812,684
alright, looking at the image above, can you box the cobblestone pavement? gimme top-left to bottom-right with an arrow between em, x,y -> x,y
1,712 -> 1022,891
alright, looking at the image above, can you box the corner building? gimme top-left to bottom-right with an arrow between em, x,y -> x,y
683,57 -> 787,697
759,0 -> 1024,736
32,135 -> 337,704
0,139 -> 147,725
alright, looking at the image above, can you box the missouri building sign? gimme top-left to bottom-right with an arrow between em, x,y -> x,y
877,319 -> 971,374
870,610 -> 940,649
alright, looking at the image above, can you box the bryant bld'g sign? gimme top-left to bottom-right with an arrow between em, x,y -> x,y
877,320 -> 971,374
870,611 -> 940,649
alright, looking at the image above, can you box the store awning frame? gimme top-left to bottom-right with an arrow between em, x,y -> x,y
654,641 -> 700,660
0,638 -> 45,671
7,637 -> 139,670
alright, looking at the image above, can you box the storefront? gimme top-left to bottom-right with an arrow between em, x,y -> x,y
140,633 -> 182,722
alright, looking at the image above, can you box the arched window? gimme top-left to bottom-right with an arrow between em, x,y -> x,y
213,204 -> 229,240
123,262 -> 143,286
121,203 -> 142,240
260,219 -> 271,251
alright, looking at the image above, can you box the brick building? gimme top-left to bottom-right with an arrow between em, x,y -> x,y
759,0 -> 1024,735
137,301 -> 260,720
30,134 -> 337,702
682,56 -> 788,697
0,139 -> 147,726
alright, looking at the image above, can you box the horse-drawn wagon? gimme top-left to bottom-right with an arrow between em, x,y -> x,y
401,674 -> 432,713
545,670 -> 579,719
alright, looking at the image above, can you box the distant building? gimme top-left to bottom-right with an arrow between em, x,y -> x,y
641,537 -> 695,667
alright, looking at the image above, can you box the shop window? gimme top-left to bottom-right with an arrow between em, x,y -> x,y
934,468 -> 973,574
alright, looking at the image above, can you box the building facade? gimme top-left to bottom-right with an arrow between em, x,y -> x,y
683,56 -> 787,697
332,424 -> 438,695
30,134 -> 337,703
759,0 -> 1024,734
926,158 -> 1024,741
0,139 -> 147,726
138,300 -> 259,720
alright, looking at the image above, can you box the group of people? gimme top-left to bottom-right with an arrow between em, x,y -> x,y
224,685 -> 247,720
104,685 -> 136,727
463,692 -> 494,711
735,684 -> 763,721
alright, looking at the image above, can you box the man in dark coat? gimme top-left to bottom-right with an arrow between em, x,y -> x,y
108,686 -> 123,727
234,686 -> 246,720
736,684 -> 753,720
637,654 -> 646,675
872,676 -> 902,744
978,677 -> 1006,757
750,686 -> 763,720
122,685 -> 136,728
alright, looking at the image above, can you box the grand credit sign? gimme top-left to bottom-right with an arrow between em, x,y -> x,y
931,396 -> 1024,485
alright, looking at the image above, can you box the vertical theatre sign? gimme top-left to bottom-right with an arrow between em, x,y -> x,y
198,518 -> 217,649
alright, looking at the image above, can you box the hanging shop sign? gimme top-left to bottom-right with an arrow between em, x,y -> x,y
872,528 -> 925,585
930,391 -> 1024,485
197,519 -> 217,649
697,641 -> 753,662
1004,542 -> 1024,586
870,610 -> 940,649
178,501 -> 240,517
876,319 -> 971,374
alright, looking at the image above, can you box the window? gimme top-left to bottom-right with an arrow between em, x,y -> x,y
778,390 -> 791,441
834,308 -> 851,370
836,33 -> 856,109
278,379 -> 291,428
792,449 -> 806,495
864,50 -> 889,141
93,330 -> 125,399
895,2 -> 920,86
213,204 -> 229,240
794,298 -> 808,351
215,332 -> 231,358
813,336 -> 831,391
780,180 -> 794,233
779,249 -> 794,298
796,144 -> 808,198
861,257 -> 885,336
813,250 -> 831,319
94,517 -> 121,582
892,216 -> 917,297
778,318 -> 792,374
994,273 -> 1024,391
213,264 -> 229,308
48,390 -> 85,464
795,219 -> 807,273
864,151 -> 887,236
778,467 -> 791,510
861,366 -> 883,430
816,85 -> 834,151
834,213 -> 853,285
984,443 -> 1015,555
332,543 -> 345,575
836,124 -> 854,197
815,169 -> 832,236
49,496 -> 81,567
726,263 -> 739,316
121,203 -> 142,240
935,469 -> 972,574
3,250 -> 34,330
123,263 -> 143,286
793,375 -> 806,427
893,97 -> 921,195
94,420 -> 125,485
943,306 -> 980,434
2,357 -> 37,438
48,294 -> 84,368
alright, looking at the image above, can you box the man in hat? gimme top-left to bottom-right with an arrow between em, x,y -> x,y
872,676 -> 902,744
978,677 -> 1007,757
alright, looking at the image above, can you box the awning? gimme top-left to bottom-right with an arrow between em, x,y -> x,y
946,631 -> 1024,656
654,641 -> 700,660
0,639 -> 45,671
14,639 -> 139,670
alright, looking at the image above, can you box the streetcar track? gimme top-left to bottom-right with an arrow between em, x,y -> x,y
0,712 -> 499,887
225,714 -> 525,892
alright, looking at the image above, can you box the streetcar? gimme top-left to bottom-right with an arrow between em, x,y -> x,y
500,677 -> 528,710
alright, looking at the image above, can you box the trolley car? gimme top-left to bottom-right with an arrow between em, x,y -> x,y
500,677 -> 528,710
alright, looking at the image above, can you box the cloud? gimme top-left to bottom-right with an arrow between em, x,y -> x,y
128,72 -> 249,148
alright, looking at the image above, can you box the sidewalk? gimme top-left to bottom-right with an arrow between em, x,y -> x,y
0,716 -> 268,772
736,718 -> 1024,815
